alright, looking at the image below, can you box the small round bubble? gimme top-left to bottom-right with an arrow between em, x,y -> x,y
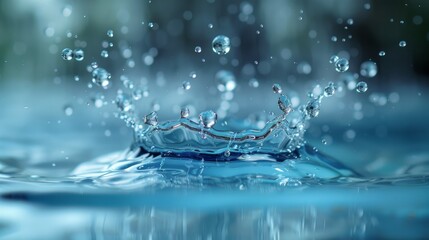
335,58 -> 349,72
73,49 -> 84,61
379,51 -> 385,57
194,46 -> 202,53
399,41 -> 407,47
61,48 -> 73,60
212,35 -> 231,55
356,81 -> 368,93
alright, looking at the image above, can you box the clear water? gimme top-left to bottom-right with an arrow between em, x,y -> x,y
1,1 -> 429,239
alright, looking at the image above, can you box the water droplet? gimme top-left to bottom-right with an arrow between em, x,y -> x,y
335,58 -> 349,72
101,50 -> 109,58
199,110 -> 217,128
208,23 -> 213,29
61,48 -> 73,60
116,93 -> 134,112
132,89 -> 143,100
74,75 -> 79,81
272,83 -> 282,94
194,46 -> 202,53
182,81 -> 191,90
107,30 -> 114,37
63,105 -> 73,116
347,18 -> 354,25
73,49 -> 84,61
148,22 -> 154,28
216,70 -> 236,92
91,68 -> 111,89
324,82 -> 336,97
356,81 -> 368,93
189,71 -> 197,79
180,107 -> 190,118
144,112 -> 158,126
331,36 -> 337,42
399,41 -> 407,47
379,51 -> 386,56
224,150 -> 231,157
305,100 -> 320,118
278,94 -> 292,114
329,55 -> 339,64
360,61 -> 377,78
91,62 -> 98,69
212,35 -> 231,55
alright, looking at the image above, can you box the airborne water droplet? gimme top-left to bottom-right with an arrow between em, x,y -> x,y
399,41 -> 407,47
199,110 -> 217,128
73,49 -> 84,61
278,94 -> 292,114
194,46 -> 202,53
182,81 -> 191,90
212,35 -> 231,55
356,81 -> 368,93
335,58 -> 349,72
61,48 -> 73,60
107,30 -> 114,37
272,83 -> 282,94
91,68 -> 111,89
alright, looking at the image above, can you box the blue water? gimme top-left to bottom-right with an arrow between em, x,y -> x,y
1,1 -> 429,239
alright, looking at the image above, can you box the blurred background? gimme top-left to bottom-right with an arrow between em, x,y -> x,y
0,0 -> 429,176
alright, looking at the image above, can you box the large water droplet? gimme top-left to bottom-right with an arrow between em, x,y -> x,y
61,48 -> 73,60
360,61 -> 377,78
335,58 -> 350,72
199,110 -> 217,128
216,70 -> 236,92
91,68 -> 111,89
356,81 -> 368,93
278,94 -> 292,114
73,49 -> 84,61
212,35 -> 231,55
